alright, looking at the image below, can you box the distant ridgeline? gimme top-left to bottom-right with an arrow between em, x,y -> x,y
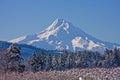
0,41 -> 41,58
0,41 -> 41,49
0,41 -> 61,58
0,41 -> 11,49
0,43 -> 120,73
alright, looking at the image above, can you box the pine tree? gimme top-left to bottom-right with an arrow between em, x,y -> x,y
104,49 -> 112,67
75,51 -> 82,67
80,50 -> 89,67
45,53 -> 52,71
110,48 -> 120,67
58,51 -> 68,70
27,52 -> 38,72
4,44 -> 25,73
58,53 -> 63,70
52,54 -> 58,70
37,50 -> 46,70
94,52 -> 103,67
66,52 -> 75,69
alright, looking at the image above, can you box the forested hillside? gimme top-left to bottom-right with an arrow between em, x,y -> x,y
0,44 -> 120,73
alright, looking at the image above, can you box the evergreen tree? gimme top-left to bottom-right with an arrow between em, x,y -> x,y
66,52 -> 75,69
37,50 -> 46,70
58,51 -> 69,70
4,44 -> 25,73
52,54 -> 58,70
94,52 -> 103,67
104,49 -> 112,67
58,53 -> 64,70
27,52 -> 38,72
62,51 -> 68,69
75,51 -> 82,67
80,50 -> 90,67
110,48 -> 120,67
45,53 -> 52,71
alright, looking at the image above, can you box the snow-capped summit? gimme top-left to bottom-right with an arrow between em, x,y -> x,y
46,18 -> 68,30
9,19 -> 120,52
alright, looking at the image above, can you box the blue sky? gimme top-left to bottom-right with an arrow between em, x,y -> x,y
0,0 -> 120,44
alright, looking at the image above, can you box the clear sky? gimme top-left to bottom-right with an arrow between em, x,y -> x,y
0,0 -> 120,44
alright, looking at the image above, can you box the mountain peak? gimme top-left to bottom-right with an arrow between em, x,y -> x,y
51,18 -> 65,27
55,18 -> 64,23
53,18 -> 65,25
46,18 -> 73,31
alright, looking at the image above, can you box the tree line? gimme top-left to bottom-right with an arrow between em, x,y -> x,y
0,44 -> 120,73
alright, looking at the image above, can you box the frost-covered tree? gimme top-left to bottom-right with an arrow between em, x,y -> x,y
45,53 -> 52,71
75,51 -> 82,67
25,48 -> 120,72
52,54 -> 58,70
37,50 -> 46,70
79,50 -> 94,68
110,48 -> 120,67
66,52 -> 75,69
4,44 -> 25,73
103,49 -> 113,67
27,52 -> 38,72
58,51 -> 69,70
58,54 -> 62,70
58,53 -> 65,70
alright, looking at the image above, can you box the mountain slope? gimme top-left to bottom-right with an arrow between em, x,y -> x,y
9,19 -> 120,52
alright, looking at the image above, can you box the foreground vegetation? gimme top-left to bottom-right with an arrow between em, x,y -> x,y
0,68 -> 120,80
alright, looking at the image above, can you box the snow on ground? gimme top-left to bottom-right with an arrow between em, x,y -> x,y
0,68 -> 120,80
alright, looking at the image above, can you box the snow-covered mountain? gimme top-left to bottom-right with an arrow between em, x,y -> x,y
9,19 -> 120,52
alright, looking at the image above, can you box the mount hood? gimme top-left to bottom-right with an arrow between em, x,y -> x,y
9,19 -> 120,52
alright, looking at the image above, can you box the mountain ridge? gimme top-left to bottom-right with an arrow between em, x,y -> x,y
9,19 -> 120,52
